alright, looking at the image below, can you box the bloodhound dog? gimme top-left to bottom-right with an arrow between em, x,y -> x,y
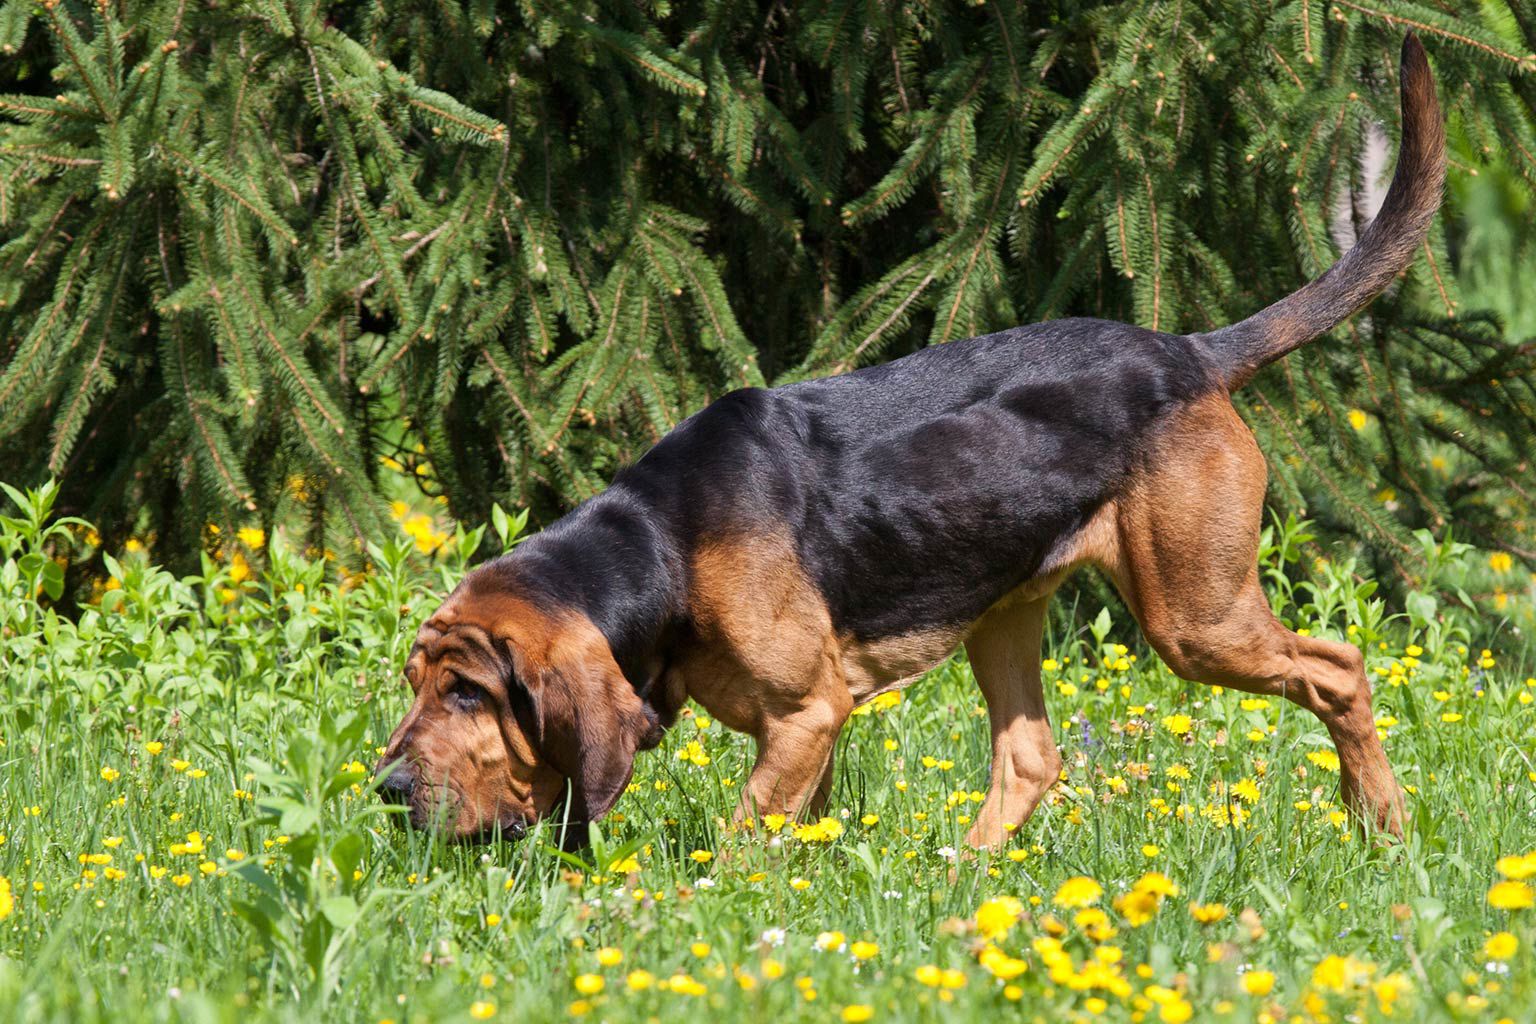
378,36 -> 1443,849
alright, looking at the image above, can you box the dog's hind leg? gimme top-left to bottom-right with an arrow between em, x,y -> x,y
964,595 -> 1062,849
1102,394 -> 1404,837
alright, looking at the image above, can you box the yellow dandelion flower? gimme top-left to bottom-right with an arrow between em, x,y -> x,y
978,945 -> 1028,980
1134,872 -> 1180,897
625,970 -> 654,991
814,931 -> 846,952
850,941 -> 879,961
1242,969 -> 1275,996
1488,881 -> 1534,910
1305,750 -> 1340,773
468,1001 -> 496,1020
1160,714 -> 1192,736
841,1006 -> 873,1023
1484,932 -> 1518,960
792,817 -> 845,843
596,947 -> 623,967
1495,852 -> 1536,880
1190,902 -> 1228,924
572,974 -> 604,996
975,896 -> 1024,940
1053,876 -> 1103,908
1158,997 -> 1194,1023
689,849 -> 713,863
1114,889 -> 1161,927
1312,954 -> 1374,993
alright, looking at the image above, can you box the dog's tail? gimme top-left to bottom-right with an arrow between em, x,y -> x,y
1199,34 -> 1445,390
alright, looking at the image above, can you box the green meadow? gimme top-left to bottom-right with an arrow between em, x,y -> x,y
1,480 -> 1534,1023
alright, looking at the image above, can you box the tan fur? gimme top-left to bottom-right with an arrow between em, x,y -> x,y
1092,393 -> 1404,836
963,596 -> 1061,848
947,392 -> 1403,848
673,535 -> 852,819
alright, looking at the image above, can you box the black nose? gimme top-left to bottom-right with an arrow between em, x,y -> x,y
378,768 -> 415,805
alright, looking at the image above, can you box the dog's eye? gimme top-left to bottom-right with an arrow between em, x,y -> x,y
446,677 -> 484,711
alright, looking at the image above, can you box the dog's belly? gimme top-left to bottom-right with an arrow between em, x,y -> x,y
836,509 -> 1115,706
840,626 -> 964,704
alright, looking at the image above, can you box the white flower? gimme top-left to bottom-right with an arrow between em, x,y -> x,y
760,927 -> 786,947
937,846 -> 957,861
696,877 -> 716,889
882,890 -> 902,900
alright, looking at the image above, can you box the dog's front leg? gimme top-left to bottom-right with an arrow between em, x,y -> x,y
735,690 -> 852,823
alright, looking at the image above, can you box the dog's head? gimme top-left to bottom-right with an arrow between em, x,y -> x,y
376,568 -> 661,841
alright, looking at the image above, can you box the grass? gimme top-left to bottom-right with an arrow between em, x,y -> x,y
1,479 -> 1534,1023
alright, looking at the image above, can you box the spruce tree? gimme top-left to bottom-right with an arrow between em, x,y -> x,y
1,0 -> 1533,579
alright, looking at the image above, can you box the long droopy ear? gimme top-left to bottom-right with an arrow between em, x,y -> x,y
510,617 -> 662,829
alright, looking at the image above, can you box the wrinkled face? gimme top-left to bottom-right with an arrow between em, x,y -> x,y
377,602 -> 565,839
376,571 -> 660,842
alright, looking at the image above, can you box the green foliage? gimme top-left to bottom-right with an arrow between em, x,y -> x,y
3,485 -> 1536,1022
1,1 -> 1534,579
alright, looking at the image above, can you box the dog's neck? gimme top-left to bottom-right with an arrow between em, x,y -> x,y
491,483 -> 687,698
